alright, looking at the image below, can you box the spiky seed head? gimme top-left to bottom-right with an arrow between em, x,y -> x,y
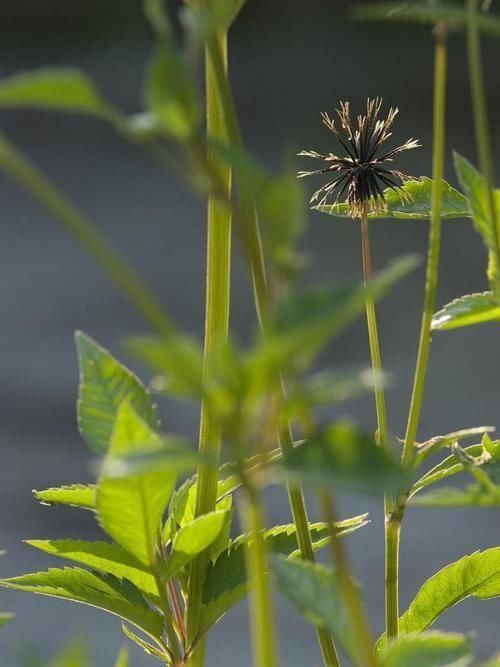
298,98 -> 420,218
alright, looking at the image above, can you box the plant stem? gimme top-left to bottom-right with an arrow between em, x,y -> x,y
205,35 -> 341,667
186,34 -> 232,667
360,210 -> 399,639
0,132 -> 174,339
240,484 -> 280,667
320,491 -> 376,667
402,26 -> 448,466
153,565 -> 183,664
466,0 -> 500,285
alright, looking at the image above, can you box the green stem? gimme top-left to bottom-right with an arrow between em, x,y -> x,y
240,484 -> 280,667
466,0 -> 500,289
0,132 -> 174,339
320,491 -> 376,667
402,26 -> 448,466
205,35 -> 341,667
185,34 -> 232,667
153,565 -> 183,664
396,25 -> 448,643
360,211 -> 399,640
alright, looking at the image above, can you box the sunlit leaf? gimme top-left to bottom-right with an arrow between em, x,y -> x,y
432,292 -> 500,331
26,539 -> 158,598
76,331 -> 159,453
380,631 -> 472,667
114,648 -> 128,667
411,485 -> 500,507
33,484 -> 96,511
50,640 -> 91,667
0,568 -> 163,638
316,179 -> 468,220
410,445 -> 483,499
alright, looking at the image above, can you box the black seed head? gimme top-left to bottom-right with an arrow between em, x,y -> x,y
298,98 -> 420,218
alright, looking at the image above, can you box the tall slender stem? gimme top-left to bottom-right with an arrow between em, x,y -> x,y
186,34 -> 232,666
395,25 -> 448,644
240,485 -> 280,667
0,132 -> 174,339
320,491 -> 376,667
205,35 -> 341,667
466,0 -> 500,288
360,211 -> 399,639
402,26 -> 448,465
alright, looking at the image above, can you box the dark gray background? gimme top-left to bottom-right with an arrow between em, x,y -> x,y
0,1 -> 499,664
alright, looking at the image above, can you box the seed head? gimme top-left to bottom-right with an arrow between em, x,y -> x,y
298,98 -> 420,218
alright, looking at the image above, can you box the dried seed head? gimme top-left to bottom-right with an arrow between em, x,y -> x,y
298,98 -> 420,218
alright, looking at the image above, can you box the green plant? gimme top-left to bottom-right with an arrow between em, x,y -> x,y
1,1 -> 500,666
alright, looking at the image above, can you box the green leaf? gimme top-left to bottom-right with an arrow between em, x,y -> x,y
392,549 -> 500,641
76,331 -> 159,453
0,612 -> 13,629
164,511 -> 229,581
259,255 -> 418,372
26,539 -> 158,598
97,402 -> 177,565
316,179 -> 468,220
279,421 -> 408,495
114,648 -> 128,667
121,623 -> 166,660
411,485 -> 500,507
271,556 -> 356,659
201,516 -> 368,633
410,444 -> 486,499
182,0 -> 248,36
0,68 -> 114,118
432,292 -> 500,331
0,567 -> 163,638
33,484 -> 96,511
411,427 -> 495,470
50,640 -> 91,667
126,333 -> 204,399
352,2 -> 500,39
146,43 -> 200,140
380,631 -> 472,667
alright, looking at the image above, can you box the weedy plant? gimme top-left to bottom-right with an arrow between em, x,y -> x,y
1,1 -> 500,666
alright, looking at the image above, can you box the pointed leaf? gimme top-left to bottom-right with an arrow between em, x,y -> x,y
380,631 -> 472,667
0,68 -> 114,118
114,648 -> 128,667
279,421 -> 408,495
97,402 -> 176,566
0,612 -> 13,629
410,445 -> 483,499
271,556 -> 356,658
164,511 -> 229,581
33,484 -> 96,511
0,567 -> 163,637
432,292 -> 500,331
50,640 -> 91,667
76,331 -> 159,453
411,485 -> 500,507
26,539 -> 158,598
201,516 -> 368,633
316,179 -> 468,220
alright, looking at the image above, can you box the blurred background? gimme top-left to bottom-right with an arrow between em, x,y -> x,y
0,0 -> 499,664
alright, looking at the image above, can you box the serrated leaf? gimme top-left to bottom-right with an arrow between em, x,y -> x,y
410,444 -> 486,500
26,539 -> 158,598
432,292 -> 500,331
352,3 -> 500,38
76,331 -> 159,453
145,43 -> 200,140
97,402 -> 176,566
0,68 -> 114,118
201,517 -> 368,633
378,548 -> 500,649
271,556 -> 356,659
33,484 -> 96,511
279,421 -> 408,495
411,485 -> 500,507
121,623 -> 166,660
164,511 -> 229,581
380,631 -> 472,667
0,567 -> 163,638
316,179 -> 468,220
